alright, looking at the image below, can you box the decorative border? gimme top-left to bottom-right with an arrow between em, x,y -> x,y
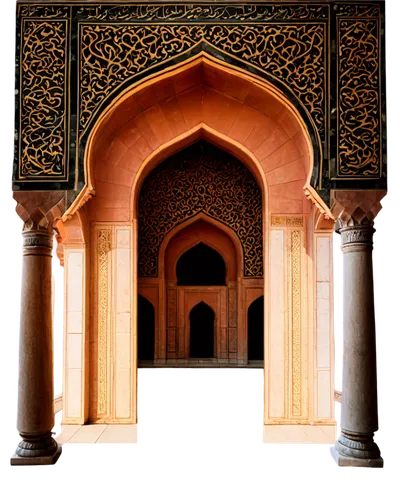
271,216 -> 304,227
76,4 -> 329,22
291,230 -> 301,417
97,228 -> 111,416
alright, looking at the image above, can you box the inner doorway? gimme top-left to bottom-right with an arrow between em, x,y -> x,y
138,295 -> 155,361
189,302 -> 215,358
248,296 -> 264,361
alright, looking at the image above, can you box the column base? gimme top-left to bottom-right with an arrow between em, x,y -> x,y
9,443 -> 64,467
11,434 -> 62,466
330,446 -> 383,468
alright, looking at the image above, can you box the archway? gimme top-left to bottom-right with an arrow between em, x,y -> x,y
177,243 -> 226,286
190,302 -> 215,358
138,295 -> 155,362
78,54 -> 337,438
248,296 -> 264,362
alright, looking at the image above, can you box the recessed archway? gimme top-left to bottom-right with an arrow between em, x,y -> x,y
79,53 -> 330,224
76,52 -> 334,426
189,302 -> 215,359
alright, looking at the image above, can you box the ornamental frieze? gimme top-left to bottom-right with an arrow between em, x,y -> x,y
76,4 -> 329,21
13,2 -> 386,195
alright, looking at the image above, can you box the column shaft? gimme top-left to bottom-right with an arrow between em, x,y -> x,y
342,231 -> 377,432
11,229 -> 62,465
331,223 -> 383,467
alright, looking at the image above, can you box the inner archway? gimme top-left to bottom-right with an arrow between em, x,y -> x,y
190,302 -> 215,358
138,295 -> 155,362
177,243 -> 226,286
248,296 -> 264,361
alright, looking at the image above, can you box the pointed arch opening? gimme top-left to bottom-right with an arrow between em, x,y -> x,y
177,243 -> 226,286
190,302 -> 215,359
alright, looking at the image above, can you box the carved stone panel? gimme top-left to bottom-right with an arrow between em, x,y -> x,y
228,328 -> 238,355
220,327 -> 228,358
167,288 -> 177,328
18,18 -> 69,181
336,15 -> 381,179
96,227 -> 111,417
290,230 -> 302,417
228,288 -> 237,328
167,328 -> 177,355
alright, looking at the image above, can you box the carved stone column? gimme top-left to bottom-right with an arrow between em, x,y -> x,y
330,190 -> 385,468
11,193 -> 65,465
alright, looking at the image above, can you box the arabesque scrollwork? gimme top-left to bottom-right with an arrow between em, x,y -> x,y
337,19 -> 380,177
138,141 -> 263,278
20,20 -> 68,178
79,23 -> 325,139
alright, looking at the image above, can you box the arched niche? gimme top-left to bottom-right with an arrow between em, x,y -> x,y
162,217 -> 241,284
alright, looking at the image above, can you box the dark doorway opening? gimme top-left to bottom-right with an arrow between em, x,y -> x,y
177,243 -> 226,286
190,302 -> 215,358
248,296 -> 264,361
138,295 -> 155,361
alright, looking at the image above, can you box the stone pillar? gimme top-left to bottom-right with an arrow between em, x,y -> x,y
11,192 -> 66,465
330,220 -> 383,467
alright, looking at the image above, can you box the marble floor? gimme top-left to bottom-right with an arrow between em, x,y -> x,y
57,424 -> 138,444
263,425 -> 336,444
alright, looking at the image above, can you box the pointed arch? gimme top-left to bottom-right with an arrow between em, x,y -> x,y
68,53 -> 332,221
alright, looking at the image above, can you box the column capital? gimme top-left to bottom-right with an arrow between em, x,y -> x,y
13,191 -> 67,233
330,189 -> 386,227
